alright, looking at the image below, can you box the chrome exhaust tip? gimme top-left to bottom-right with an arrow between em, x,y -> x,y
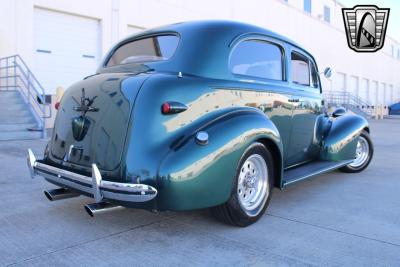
84,202 -> 124,217
44,188 -> 80,201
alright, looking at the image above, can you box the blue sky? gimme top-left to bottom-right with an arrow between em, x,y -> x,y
339,0 -> 399,41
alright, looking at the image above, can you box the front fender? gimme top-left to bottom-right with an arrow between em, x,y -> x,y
157,108 -> 282,211
320,114 -> 368,161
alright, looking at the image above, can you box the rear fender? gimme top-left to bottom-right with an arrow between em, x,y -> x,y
157,108 -> 283,211
320,114 -> 368,161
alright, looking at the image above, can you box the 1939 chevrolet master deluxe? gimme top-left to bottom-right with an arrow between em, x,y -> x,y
28,21 -> 373,226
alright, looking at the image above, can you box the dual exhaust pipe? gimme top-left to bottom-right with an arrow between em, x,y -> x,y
44,188 -> 123,217
44,188 -> 80,201
84,202 -> 124,217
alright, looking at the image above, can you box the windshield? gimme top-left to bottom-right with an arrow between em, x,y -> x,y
106,35 -> 179,67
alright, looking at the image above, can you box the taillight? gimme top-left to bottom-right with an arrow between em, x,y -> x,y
55,102 -> 60,110
161,101 -> 188,115
162,102 -> 171,114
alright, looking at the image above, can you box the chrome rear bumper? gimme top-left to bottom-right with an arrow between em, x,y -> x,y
27,149 -> 157,203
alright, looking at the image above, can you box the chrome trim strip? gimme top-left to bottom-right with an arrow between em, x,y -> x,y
27,149 -> 157,203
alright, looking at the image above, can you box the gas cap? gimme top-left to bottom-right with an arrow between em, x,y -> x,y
195,131 -> 209,145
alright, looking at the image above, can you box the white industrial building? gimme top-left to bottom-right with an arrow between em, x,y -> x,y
0,0 -> 399,135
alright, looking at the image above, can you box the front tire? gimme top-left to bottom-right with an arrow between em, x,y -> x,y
210,142 -> 274,227
340,130 -> 373,173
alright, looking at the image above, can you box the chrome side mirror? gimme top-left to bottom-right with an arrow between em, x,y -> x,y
332,107 -> 346,118
323,67 -> 332,78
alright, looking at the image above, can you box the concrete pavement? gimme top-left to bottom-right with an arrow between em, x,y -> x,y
0,119 -> 399,266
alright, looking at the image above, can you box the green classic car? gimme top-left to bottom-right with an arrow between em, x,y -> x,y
27,21 -> 373,226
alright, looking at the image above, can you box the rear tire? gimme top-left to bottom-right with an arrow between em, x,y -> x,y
340,130 -> 373,173
210,142 -> 274,227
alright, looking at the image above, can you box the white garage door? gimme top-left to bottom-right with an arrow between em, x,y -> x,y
379,83 -> 386,105
349,76 -> 359,96
370,81 -> 378,105
34,8 -> 101,94
388,84 -> 394,104
396,87 -> 400,102
360,78 -> 369,102
334,72 -> 346,92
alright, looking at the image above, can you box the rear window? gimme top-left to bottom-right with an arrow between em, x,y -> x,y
106,35 -> 179,67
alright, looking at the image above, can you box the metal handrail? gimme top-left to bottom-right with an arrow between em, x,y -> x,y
0,56 -> 51,116
324,90 -> 372,106
1,72 -> 43,108
0,55 -> 51,138
323,90 -> 374,118
14,64 -> 48,115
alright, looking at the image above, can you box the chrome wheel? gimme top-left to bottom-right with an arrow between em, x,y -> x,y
349,136 -> 369,168
237,154 -> 269,216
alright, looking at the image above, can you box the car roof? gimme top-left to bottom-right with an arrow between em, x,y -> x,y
125,20 -> 308,54
141,20 -> 298,45
100,20 -> 316,79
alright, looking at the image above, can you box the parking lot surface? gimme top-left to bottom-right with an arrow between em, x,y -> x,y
0,119 -> 399,266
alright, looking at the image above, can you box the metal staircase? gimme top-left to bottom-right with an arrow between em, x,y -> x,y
323,91 -> 373,119
0,55 -> 51,140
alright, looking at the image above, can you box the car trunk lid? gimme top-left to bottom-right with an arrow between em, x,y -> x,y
50,72 -> 147,171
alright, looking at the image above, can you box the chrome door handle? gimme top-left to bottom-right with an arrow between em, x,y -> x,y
288,98 -> 300,103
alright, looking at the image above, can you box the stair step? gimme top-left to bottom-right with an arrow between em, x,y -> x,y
0,56 -> 45,142
0,109 -> 32,117
0,130 -> 42,141
0,90 -> 19,96
0,96 -> 25,105
0,116 -> 35,124
0,103 -> 28,111
0,90 -> 22,96
0,123 -> 38,132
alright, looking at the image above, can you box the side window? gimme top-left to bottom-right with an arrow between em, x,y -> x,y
291,52 -> 310,86
230,40 -> 283,80
310,61 -> 319,88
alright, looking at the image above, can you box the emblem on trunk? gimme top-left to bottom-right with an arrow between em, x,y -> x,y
71,88 -> 99,141
73,88 -> 99,115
